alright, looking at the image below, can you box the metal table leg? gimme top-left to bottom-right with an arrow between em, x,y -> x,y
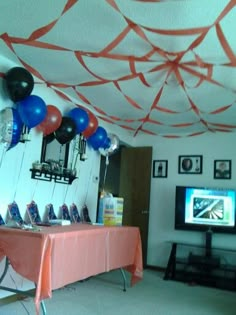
120,268 -> 127,292
0,257 -> 47,315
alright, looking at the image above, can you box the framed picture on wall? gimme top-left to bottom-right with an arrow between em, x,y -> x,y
214,160 -> 231,179
153,160 -> 168,178
178,155 -> 203,174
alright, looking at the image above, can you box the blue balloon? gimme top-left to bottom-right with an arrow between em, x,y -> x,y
17,95 -> 47,128
67,107 -> 89,134
87,126 -> 107,150
102,136 -> 111,149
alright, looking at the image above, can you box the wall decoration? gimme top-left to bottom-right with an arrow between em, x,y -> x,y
214,160 -> 231,179
153,160 -> 168,178
178,155 -> 202,174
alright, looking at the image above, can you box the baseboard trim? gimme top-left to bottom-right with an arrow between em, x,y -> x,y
145,265 -> 165,272
0,289 -> 35,306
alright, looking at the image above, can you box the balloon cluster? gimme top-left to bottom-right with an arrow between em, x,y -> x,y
0,66 -> 119,154
0,67 -> 44,150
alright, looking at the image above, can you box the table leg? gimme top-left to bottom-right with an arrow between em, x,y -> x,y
0,257 -> 47,315
120,268 -> 127,292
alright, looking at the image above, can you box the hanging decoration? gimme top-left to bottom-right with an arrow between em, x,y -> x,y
20,125 -> 31,143
78,134 -> 87,161
72,134 -> 87,170
1,66 -> 110,152
4,67 -> 34,102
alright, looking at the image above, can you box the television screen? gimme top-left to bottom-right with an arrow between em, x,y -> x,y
175,186 -> 236,233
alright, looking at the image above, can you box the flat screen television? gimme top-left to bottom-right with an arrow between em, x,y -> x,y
175,186 -> 236,234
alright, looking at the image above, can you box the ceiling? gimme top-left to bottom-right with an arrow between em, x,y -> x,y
0,0 -> 236,139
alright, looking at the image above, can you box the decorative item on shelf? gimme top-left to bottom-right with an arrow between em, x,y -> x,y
32,161 -> 42,171
30,160 -> 77,184
29,132 -> 77,184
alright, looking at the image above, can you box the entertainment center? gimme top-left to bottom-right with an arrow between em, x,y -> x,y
164,185 -> 236,291
164,241 -> 236,290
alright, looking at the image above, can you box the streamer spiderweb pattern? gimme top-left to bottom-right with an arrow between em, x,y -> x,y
0,0 -> 235,138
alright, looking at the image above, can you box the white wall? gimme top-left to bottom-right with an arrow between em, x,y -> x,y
136,132 -> 236,268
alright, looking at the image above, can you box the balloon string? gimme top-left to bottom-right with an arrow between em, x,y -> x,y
0,147 -> 7,169
51,181 -> 56,200
102,155 -> 109,192
63,184 -> 70,204
71,136 -> 77,170
83,151 -> 95,205
13,143 -> 26,201
31,180 -> 38,201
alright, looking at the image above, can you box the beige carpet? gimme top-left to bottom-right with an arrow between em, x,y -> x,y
0,269 -> 235,315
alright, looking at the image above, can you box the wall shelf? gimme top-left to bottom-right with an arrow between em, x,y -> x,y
30,169 -> 77,185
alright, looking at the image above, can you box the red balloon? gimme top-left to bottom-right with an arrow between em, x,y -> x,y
37,105 -> 62,136
82,110 -> 98,139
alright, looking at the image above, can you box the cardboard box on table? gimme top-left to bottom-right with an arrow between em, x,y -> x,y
98,195 -> 124,226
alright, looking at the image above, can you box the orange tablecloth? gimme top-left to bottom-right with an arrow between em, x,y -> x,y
0,224 -> 143,314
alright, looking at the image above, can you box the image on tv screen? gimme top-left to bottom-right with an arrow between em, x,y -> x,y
185,188 -> 235,227
193,197 -> 224,220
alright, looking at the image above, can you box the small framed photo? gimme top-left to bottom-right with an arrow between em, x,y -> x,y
153,160 -> 168,178
178,155 -> 203,174
214,160 -> 231,179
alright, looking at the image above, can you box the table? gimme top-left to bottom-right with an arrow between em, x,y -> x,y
0,224 -> 143,314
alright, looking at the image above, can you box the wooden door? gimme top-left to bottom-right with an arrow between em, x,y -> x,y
119,146 -> 152,266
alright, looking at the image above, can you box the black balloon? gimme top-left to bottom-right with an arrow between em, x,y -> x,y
44,133 -> 55,144
4,67 -> 34,102
54,117 -> 77,145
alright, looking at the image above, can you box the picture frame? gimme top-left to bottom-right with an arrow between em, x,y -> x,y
214,160 -> 231,179
153,160 -> 168,178
178,155 -> 203,174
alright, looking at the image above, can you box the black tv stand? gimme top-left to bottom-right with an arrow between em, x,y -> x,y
164,241 -> 236,291
187,229 -> 220,267
188,253 -> 220,269
205,228 -> 213,257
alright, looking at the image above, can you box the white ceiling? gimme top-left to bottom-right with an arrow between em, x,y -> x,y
0,0 -> 236,139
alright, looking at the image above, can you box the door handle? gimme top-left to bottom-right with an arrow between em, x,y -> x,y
141,210 -> 149,214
